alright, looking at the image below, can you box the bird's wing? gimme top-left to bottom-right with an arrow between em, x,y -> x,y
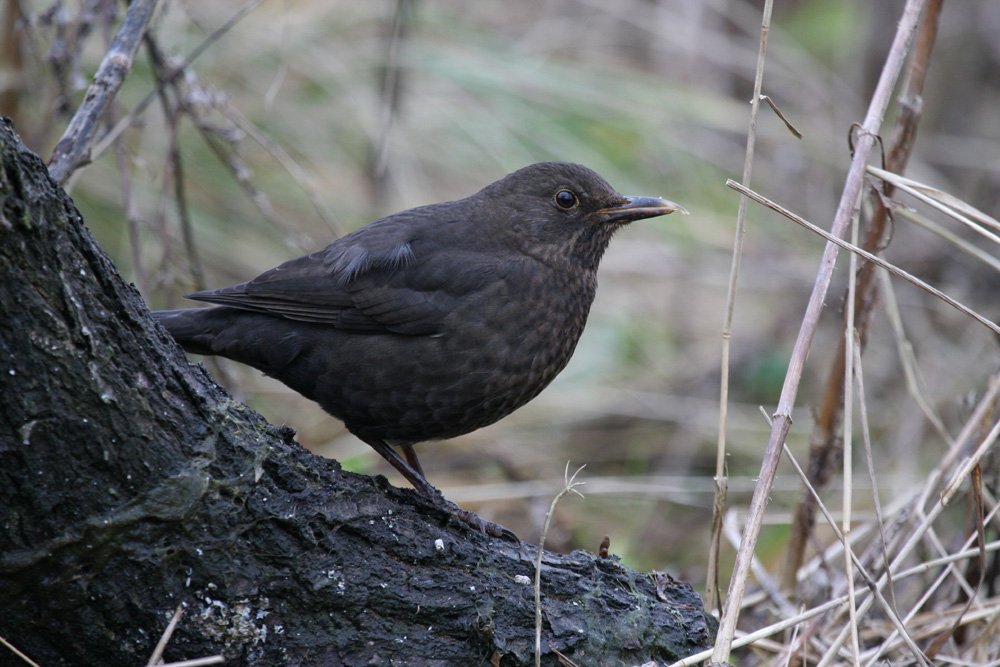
185,215 -> 496,336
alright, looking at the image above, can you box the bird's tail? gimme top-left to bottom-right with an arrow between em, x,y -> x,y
152,309 -> 220,357
153,307 -> 307,375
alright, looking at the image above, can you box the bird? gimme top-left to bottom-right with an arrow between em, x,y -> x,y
153,162 -> 686,537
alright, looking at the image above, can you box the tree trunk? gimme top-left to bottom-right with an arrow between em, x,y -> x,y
0,118 -> 715,666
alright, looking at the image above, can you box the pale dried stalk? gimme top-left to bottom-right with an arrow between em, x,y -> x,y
861,504 -> 1000,666
895,206 -> 1000,274
147,604 -> 184,665
722,511 -> 796,620
534,464 -> 585,667
853,335 -> 900,623
727,180 -> 1000,338
877,270 -> 953,444
0,634 -> 41,667
817,412 -> 1000,665
868,165 -> 1000,234
707,0 -> 774,614
669,540 -> 1000,667
783,0 -> 944,590
777,442 -> 928,667
942,418 -> 1000,505
842,199 -> 861,667
156,657 -> 225,667
710,4 -> 930,657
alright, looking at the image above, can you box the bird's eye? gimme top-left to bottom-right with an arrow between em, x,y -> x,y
554,189 -> 578,209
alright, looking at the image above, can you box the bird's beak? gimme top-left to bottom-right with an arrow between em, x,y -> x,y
598,196 -> 689,224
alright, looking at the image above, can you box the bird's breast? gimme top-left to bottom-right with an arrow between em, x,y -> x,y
329,261 -> 600,443
437,263 -> 597,410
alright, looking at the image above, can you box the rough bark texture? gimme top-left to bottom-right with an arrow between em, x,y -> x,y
0,118 -> 715,666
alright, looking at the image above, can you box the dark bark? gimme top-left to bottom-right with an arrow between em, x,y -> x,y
0,118 -> 715,666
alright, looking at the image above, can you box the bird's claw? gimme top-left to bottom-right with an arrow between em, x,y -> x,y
447,505 -> 520,543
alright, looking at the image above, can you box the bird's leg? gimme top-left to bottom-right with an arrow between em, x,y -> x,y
400,443 -> 425,478
360,437 -> 516,541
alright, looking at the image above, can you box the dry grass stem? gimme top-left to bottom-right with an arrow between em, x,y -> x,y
146,604 -> 184,665
868,165 -> 1000,235
710,341 -> 1000,664
707,0 -> 775,615
143,604 -> 223,666
722,512 -> 796,619
780,443 -> 930,667
727,179 -> 1000,338
853,337 -> 899,617
895,206 -> 1000,274
156,658 -> 226,667
781,0 -> 944,593
877,270 -> 953,444
841,199 -> 861,667
672,534 -> 1000,667
941,420 -> 1000,505
812,401 -> 1000,665
534,464 -> 585,667
0,634 -> 41,667
712,1 -> 929,657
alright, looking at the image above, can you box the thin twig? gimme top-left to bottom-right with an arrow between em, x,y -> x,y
707,0 -> 773,618
941,417 -> 1000,505
877,270 -> 952,443
861,502 -> 1000,667
818,413 -> 1000,665
895,206 -> 1000,274
842,201 -> 861,667
705,0 -> 774,614
534,464 -> 585,667
86,0 -> 269,169
0,633 -> 41,667
779,443 -> 931,667
727,180 -> 1000,338
869,164 -> 1000,239
853,335 -> 900,620
221,105 -> 343,238
671,594 -> 852,667
47,0 -> 160,184
146,35 -> 206,291
722,511 -> 797,619
927,373 -> 1000,493
147,604 -> 184,665
669,539 -> 1000,667
156,657 -> 225,667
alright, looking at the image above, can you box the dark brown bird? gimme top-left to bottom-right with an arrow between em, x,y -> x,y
153,162 -> 685,537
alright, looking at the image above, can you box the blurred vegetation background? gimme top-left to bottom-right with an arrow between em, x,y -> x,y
5,0 -> 1000,592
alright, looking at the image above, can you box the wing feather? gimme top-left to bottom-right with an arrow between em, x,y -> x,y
185,210 -> 498,336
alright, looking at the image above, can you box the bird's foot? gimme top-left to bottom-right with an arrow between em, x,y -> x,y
424,486 -> 520,542
361,436 -> 519,541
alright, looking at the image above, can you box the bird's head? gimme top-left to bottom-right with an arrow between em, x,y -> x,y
481,162 -> 687,270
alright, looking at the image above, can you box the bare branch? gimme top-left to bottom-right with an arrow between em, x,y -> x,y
47,0 -> 160,184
